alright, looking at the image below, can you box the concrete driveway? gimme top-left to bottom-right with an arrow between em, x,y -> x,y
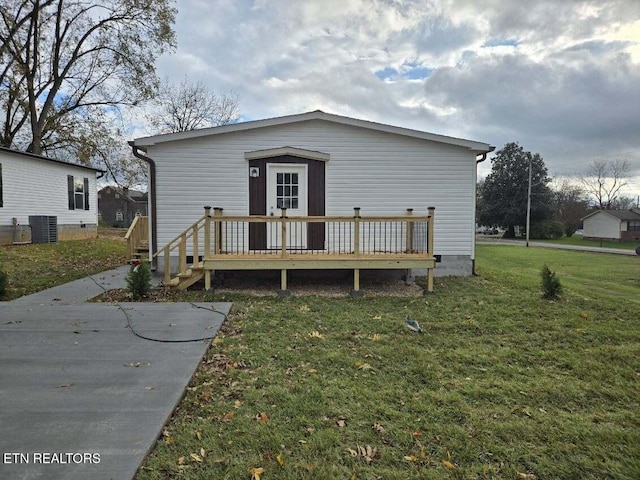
0,268 -> 231,480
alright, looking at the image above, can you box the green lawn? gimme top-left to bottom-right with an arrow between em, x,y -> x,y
0,235 -> 127,300
134,246 -> 640,480
513,235 -> 639,251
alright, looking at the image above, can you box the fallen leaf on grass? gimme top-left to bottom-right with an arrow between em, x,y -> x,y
276,453 -> 285,466
442,460 -> 456,469
336,419 -> 347,428
372,314 -> 382,320
517,473 -> 537,480
355,362 -> 373,370
308,330 -> 325,339
579,311 -> 589,319
222,411 -> 234,422
404,455 -> 418,462
190,453 -> 203,463
256,412 -> 269,423
347,445 -> 379,463
369,334 -> 381,341
372,423 -> 385,433
298,305 -> 311,313
195,430 -> 202,440
250,466 -> 264,480
177,456 -> 185,465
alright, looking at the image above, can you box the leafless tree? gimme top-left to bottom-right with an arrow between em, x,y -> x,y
551,179 -> 589,236
581,159 -> 630,209
150,77 -> 240,133
0,0 -> 176,155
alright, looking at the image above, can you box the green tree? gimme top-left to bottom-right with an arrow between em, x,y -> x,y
479,142 -> 553,237
0,0 -> 176,156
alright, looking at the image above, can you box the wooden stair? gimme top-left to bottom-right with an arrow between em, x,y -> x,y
168,262 -> 205,290
129,240 -> 150,263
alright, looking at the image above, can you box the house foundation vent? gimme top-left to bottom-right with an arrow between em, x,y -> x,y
29,216 -> 58,244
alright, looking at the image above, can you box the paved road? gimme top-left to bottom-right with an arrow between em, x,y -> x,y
0,267 -> 231,480
477,237 -> 638,256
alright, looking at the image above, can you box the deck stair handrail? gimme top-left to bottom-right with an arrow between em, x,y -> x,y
124,215 -> 149,260
152,210 -> 210,286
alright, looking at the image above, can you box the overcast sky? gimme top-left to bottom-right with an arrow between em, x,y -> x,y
153,0 -> 640,196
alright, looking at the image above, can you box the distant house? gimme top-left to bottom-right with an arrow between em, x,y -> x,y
581,209 -> 640,242
98,186 -> 148,228
0,146 -> 103,245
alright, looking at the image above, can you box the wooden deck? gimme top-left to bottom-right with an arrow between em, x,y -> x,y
138,207 -> 437,294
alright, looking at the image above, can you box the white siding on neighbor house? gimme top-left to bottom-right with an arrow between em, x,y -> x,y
148,120 -> 478,258
0,151 -> 99,228
583,212 -> 621,239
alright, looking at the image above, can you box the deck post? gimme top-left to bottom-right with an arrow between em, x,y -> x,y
280,208 -> 287,257
192,225 -> 199,265
405,208 -> 414,284
351,208 -> 363,296
203,207 -> 212,291
279,208 -> 290,296
353,207 -> 361,256
214,208 -> 223,255
203,207 -> 211,258
163,245 -> 171,287
426,206 -> 436,293
179,234 -> 187,275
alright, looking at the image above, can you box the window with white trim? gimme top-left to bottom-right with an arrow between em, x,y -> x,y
67,175 -> 90,210
276,172 -> 299,209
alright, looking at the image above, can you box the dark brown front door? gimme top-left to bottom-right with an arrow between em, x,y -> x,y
248,155 -> 325,250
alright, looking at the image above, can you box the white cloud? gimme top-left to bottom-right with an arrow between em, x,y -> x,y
153,0 -> 640,194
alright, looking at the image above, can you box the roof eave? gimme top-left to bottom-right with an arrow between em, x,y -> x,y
132,110 -> 494,153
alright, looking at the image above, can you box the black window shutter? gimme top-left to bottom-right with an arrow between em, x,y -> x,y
0,163 -> 3,207
67,175 -> 75,210
84,177 -> 90,210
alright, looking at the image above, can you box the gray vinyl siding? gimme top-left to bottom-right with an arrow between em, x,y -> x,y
149,119 -> 477,257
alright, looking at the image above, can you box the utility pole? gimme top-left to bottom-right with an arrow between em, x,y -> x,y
526,155 -> 532,247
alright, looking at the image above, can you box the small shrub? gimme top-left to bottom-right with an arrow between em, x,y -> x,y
541,264 -> 562,299
0,269 -> 7,299
126,260 -> 151,300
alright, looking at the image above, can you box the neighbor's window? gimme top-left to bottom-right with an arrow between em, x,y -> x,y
116,211 -> 124,222
629,221 -> 640,232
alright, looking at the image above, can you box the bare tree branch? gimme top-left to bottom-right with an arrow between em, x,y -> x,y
149,76 -> 240,133
581,159 -> 630,209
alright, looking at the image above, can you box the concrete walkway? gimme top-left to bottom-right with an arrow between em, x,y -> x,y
0,267 -> 231,480
477,237 -> 638,256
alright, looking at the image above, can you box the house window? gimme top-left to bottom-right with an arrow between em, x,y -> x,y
67,175 -> 90,210
629,221 -> 640,232
116,211 -> 124,222
276,172 -> 299,209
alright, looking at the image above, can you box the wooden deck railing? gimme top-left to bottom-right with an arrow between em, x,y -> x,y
124,215 -> 149,259
157,206 -> 436,293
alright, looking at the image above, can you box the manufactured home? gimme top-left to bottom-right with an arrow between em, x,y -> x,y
0,147 -> 103,245
130,111 -> 493,293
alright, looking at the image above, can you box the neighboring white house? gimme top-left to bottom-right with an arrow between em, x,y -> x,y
581,209 -> 640,242
0,147 -> 103,245
131,110 -> 494,276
